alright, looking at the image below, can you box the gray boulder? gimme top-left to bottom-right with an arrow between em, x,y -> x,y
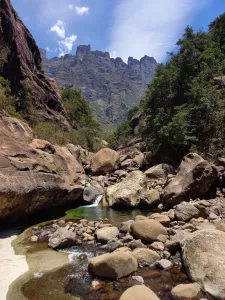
175,202 -> 201,222
183,230 -> 225,299
48,227 -> 76,249
162,153 -> 218,209
96,226 -> 119,243
83,180 -> 104,203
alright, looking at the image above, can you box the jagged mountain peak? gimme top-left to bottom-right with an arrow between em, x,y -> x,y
41,45 -> 157,126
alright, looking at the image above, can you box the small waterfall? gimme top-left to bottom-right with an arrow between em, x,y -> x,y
84,195 -> 103,207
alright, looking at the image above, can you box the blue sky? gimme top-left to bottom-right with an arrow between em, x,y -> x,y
11,0 -> 225,63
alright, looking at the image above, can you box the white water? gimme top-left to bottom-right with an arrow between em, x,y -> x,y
83,195 -> 103,207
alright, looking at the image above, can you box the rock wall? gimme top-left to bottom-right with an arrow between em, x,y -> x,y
0,0 -> 69,127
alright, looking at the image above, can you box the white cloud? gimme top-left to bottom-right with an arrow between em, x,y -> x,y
108,0 -> 209,62
75,6 -> 90,15
68,4 -> 73,9
46,47 -> 50,51
50,20 -> 65,39
58,35 -> 77,56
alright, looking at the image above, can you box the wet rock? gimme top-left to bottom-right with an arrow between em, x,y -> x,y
175,202 -> 200,222
132,248 -> 160,265
83,180 -> 104,203
171,283 -> 202,299
156,259 -> 172,270
131,219 -> 167,243
183,230 -> 225,299
162,153 -> 218,208
119,285 -> 160,300
96,226 -> 119,244
48,227 -> 76,249
88,252 -> 138,279
90,148 -> 120,175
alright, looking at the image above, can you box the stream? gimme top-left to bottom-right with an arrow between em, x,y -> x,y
3,205 -> 212,300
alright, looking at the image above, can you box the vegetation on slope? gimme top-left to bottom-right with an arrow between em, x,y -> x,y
114,13 -> 225,162
35,88 -> 101,150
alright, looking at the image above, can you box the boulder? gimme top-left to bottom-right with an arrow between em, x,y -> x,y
171,283 -> 202,299
140,189 -> 161,209
96,226 -> 119,243
48,227 -> 76,249
162,153 -> 218,209
0,117 -> 85,222
145,163 -> 174,180
175,202 -> 201,222
155,259 -> 172,270
88,252 -> 138,279
105,171 -> 147,207
90,148 -> 119,175
120,220 -> 134,233
119,285 -> 160,300
183,230 -> 225,299
149,213 -> 171,227
131,219 -> 167,243
83,180 -> 104,203
132,248 -> 160,264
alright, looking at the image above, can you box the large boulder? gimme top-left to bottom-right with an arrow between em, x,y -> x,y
175,202 -> 200,222
48,227 -> 76,249
145,163 -> 174,180
183,230 -> 225,299
96,226 -> 119,243
119,285 -> 160,300
131,219 -> 167,243
90,148 -> 119,175
0,117 -> 85,222
105,171 -> 147,207
132,248 -> 160,264
140,188 -> 161,209
88,252 -> 138,279
162,153 -> 218,209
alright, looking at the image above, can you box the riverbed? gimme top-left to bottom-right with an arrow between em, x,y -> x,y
0,206 -> 212,300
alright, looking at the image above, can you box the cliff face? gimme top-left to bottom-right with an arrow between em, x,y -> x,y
42,45 -> 157,126
0,0 -> 69,127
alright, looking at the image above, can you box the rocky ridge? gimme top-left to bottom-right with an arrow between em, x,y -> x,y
41,45 -> 157,125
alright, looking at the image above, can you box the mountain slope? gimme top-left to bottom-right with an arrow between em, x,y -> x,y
0,0 -> 69,127
41,45 -> 157,126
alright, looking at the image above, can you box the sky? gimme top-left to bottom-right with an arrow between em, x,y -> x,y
11,0 -> 225,63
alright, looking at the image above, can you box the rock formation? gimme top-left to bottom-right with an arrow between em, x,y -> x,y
0,0 -> 69,127
41,45 -> 157,125
0,115 -> 85,222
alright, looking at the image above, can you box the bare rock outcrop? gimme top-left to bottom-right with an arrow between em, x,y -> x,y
162,153 -> 218,209
0,0 -> 69,126
0,116 -> 85,222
